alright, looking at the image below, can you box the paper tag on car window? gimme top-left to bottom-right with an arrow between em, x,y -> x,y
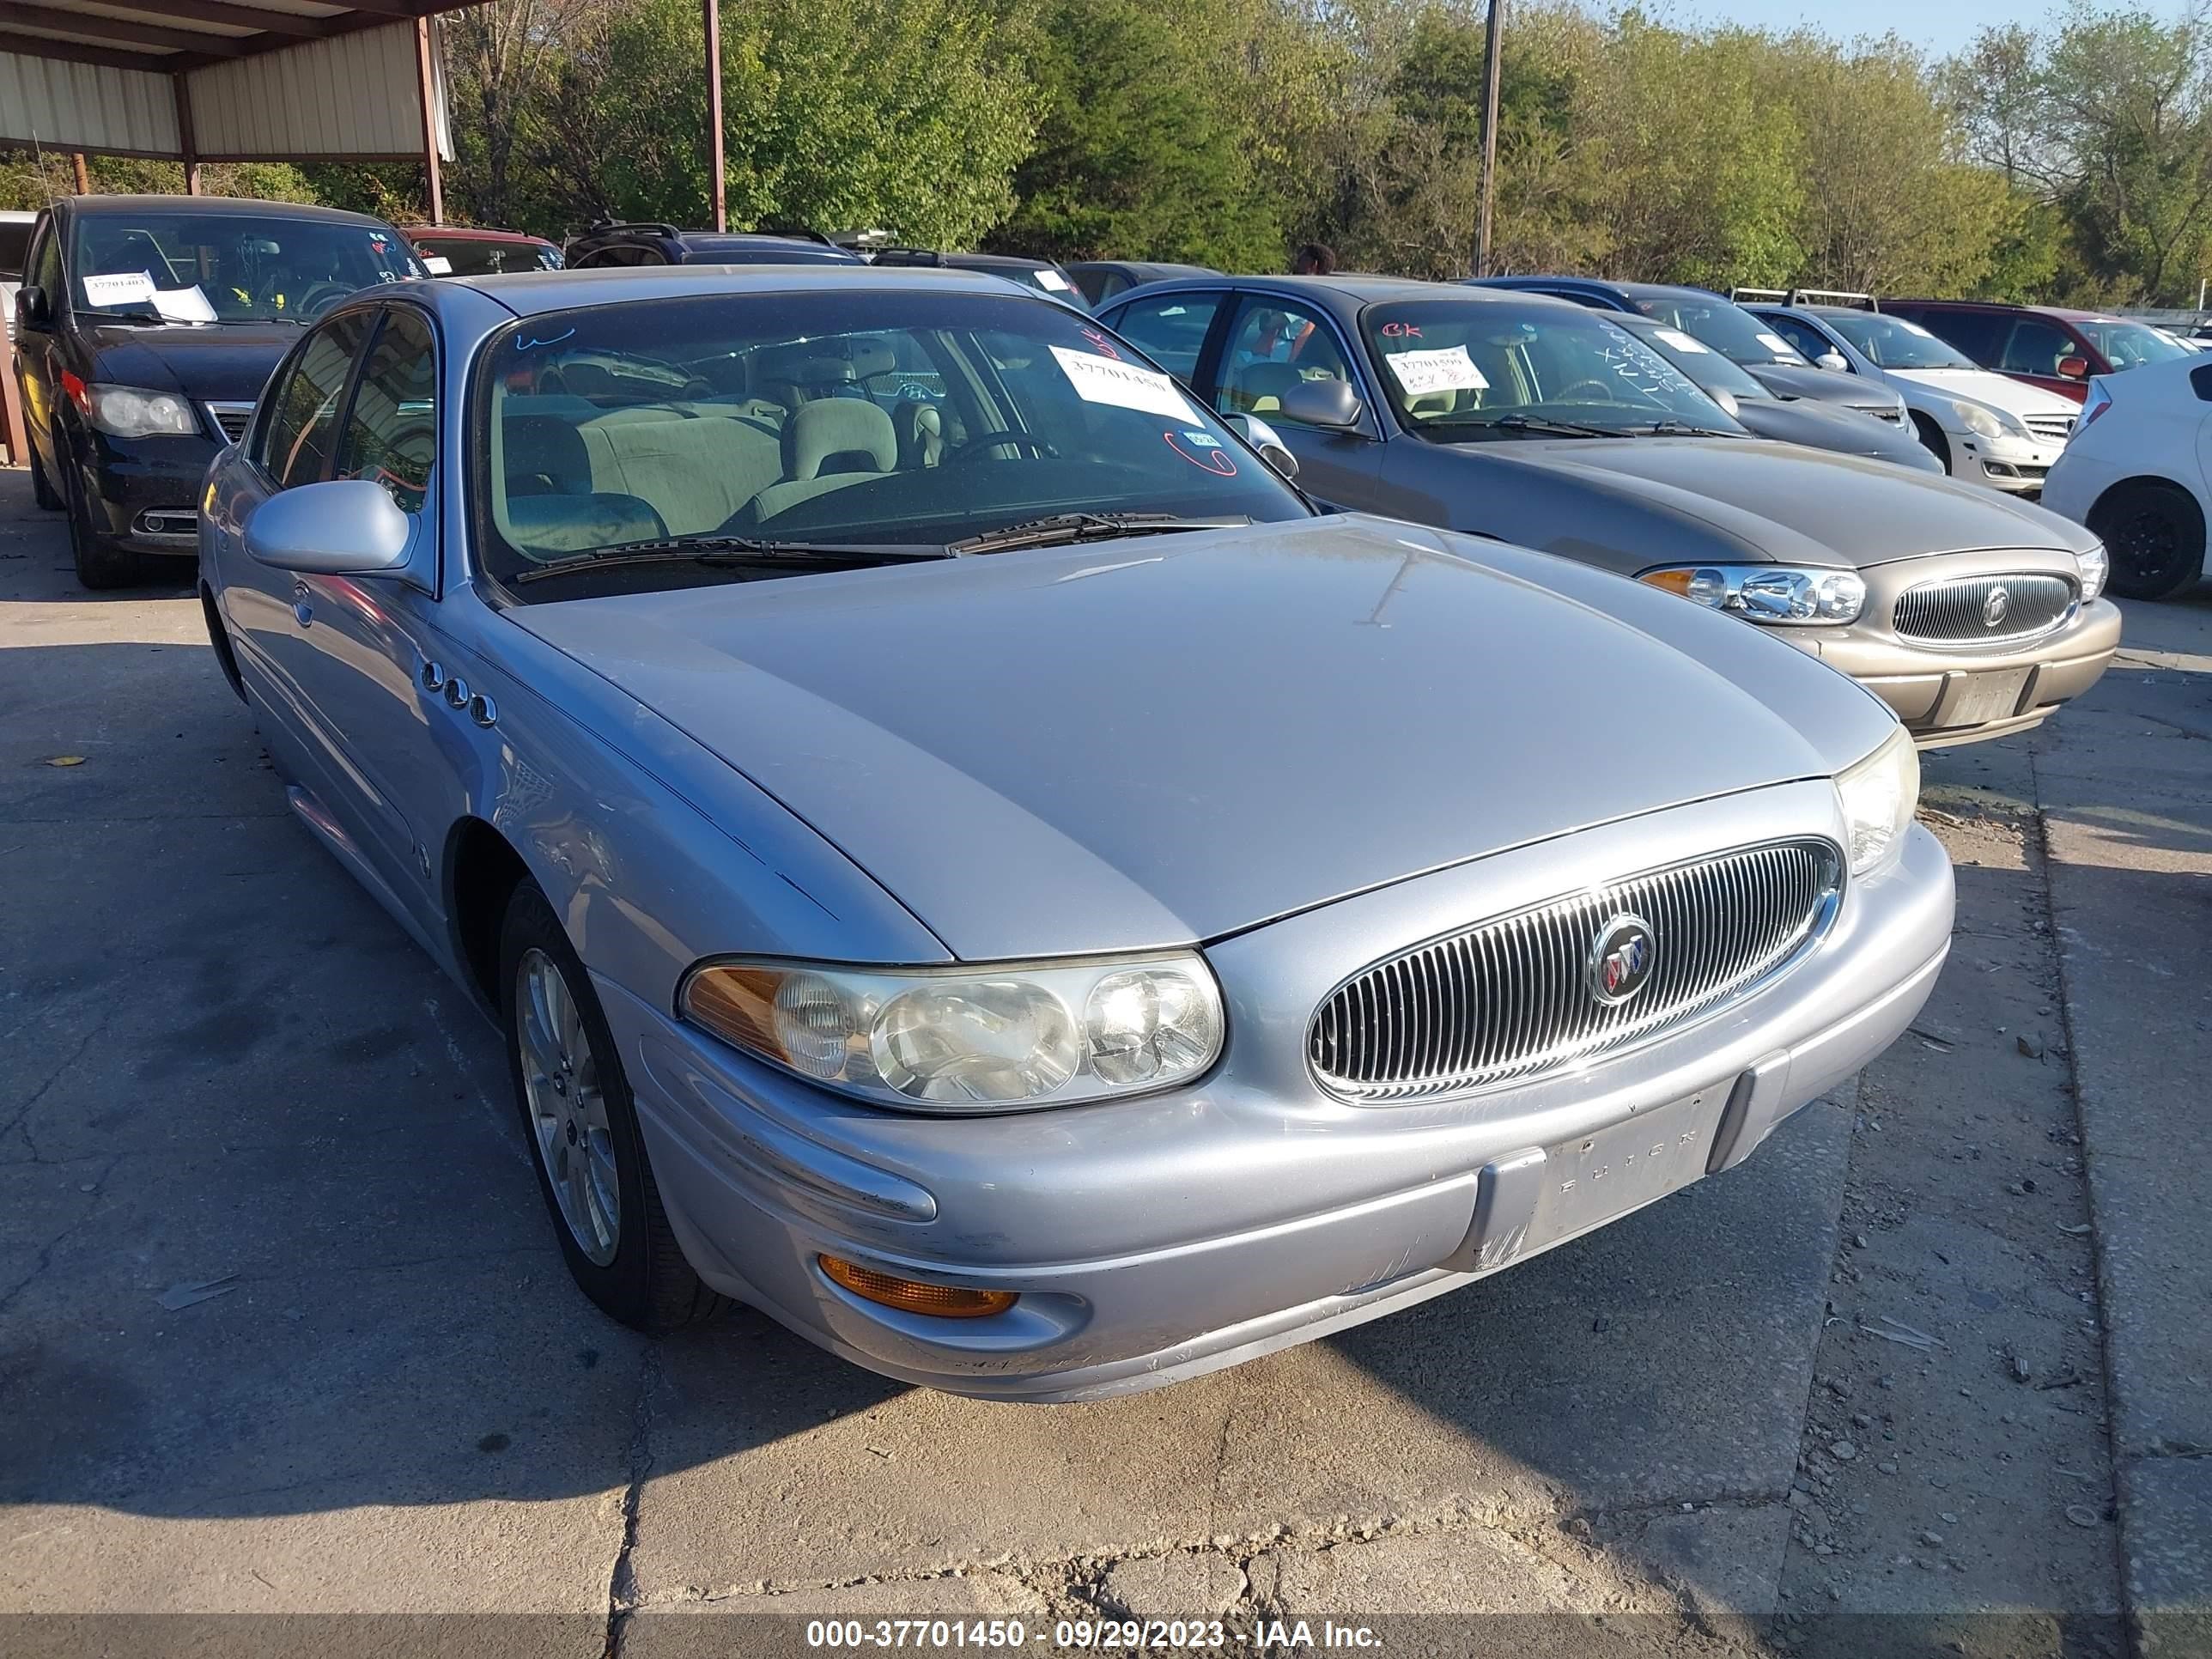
1895,319 -> 1934,337
82,271 -> 155,308
1386,344 -> 1489,396
1034,269 -> 1072,292
1755,331 -> 1794,356
421,254 -> 453,275
1655,327 -> 1709,354
1048,345 -> 1195,420
151,284 -> 216,324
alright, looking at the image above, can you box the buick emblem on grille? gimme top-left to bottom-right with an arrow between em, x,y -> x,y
1588,914 -> 1656,1006
1983,585 -> 2011,629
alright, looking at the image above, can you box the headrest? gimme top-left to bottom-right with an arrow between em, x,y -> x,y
1238,362 -> 1303,398
785,398 -> 896,480
847,337 -> 898,380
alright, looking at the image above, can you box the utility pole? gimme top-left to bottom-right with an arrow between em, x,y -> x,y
704,0 -> 727,232
414,17 -> 445,223
1474,0 -> 1504,276
70,151 -> 88,195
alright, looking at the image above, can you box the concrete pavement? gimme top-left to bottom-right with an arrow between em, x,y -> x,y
1,467 -> 2204,1655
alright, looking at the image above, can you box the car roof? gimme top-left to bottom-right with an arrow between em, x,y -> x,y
408,226 -> 552,246
62,193 -> 396,227
449,262 -> 1061,316
1887,298 -> 2112,321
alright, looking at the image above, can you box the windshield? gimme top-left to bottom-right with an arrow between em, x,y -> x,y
1629,295 -> 1808,367
414,235 -> 562,276
1822,311 -> 1978,370
1360,301 -> 1747,438
1620,322 -> 1773,400
0,221 -> 30,280
2075,319 -> 2191,370
477,290 -> 1309,589
67,212 -> 425,324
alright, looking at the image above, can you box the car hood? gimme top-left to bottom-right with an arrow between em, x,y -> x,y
1732,399 -> 1940,472
1445,435 -> 2091,565
512,515 -> 1897,959
81,321 -> 295,404
1887,366 -> 2080,416
1749,362 -> 1891,409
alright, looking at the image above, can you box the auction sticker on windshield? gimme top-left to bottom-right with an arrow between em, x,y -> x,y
1048,346 -> 1196,420
1755,331 -> 1794,356
82,271 -> 155,308
1655,327 -> 1710,354
1385,344 -> 1490,397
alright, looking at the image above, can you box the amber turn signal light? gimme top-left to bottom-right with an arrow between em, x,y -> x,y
818,1255 -> 1018,1319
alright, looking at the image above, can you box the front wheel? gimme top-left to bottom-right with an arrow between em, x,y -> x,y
499,878 -> 726,1334
27,415 -> 63,510
1909,412 -> 1952,474
59,425 -> 157,590
2089,480 -> 2206,601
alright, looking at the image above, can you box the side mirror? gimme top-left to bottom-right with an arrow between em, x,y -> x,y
2057,355 -> 2089,380
1711,389 -> 1741,416
15,284 -> 50,332
244,478 -> 416,574
1224,413 -> 1300,479
1276,377 -> 1363,431
1817,352 -> 1849,372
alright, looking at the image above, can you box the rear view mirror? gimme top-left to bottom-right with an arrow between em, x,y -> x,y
1276,378 -> 1363,431
244,479 -> 415,574
14,284 -> 49,332
2057,355 -> 2090,380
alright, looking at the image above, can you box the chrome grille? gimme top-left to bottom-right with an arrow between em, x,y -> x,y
2024,412 -> 2075,443
1893,573 -> 2074,646
204,401 -> 254,444
1309,840 -> 1843,1102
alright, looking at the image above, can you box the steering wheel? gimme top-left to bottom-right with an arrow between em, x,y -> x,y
946,431 -> 1057,464
1553,380 -> 1615,403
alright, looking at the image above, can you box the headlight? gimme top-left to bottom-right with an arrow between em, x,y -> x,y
83,384 -> 201,439
681,953 -> 1225,1112
2077,542 -> 2107,603
1950,399 -> 2003,441
1834,726 -> 1920,878
1639,563 -> 1866,625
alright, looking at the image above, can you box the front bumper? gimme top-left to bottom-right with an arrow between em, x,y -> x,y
79,429 -> 219,556
603,783 -> 1954,1401
1951,430 -> 2064,495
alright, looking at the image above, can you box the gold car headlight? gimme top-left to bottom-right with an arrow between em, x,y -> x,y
1834,726 -> 1920,878
681,954 -> 1224,1113
1639,563 -> 1866,625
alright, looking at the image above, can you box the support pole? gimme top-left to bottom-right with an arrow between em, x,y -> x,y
1473,0 -> 1504,277
704,0 -> 726,232
70,151 -> 88,195
414,15 -> 445,224
173,76 -> 201,194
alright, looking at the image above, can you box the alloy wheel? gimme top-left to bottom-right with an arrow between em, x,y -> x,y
514,945 -> 622,1266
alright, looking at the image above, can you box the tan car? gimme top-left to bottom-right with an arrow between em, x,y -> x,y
1097,275 -> 2121,746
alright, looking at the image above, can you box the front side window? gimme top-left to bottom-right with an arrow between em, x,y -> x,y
258,312 -> 374,488
1217,298 -> 1355,423
1823,311 -> 1979,371
476,289 -> 1310,591
67,212 -> 424,325
1997,318 -> 2079,376
0,220 -> 32,280
336,308 -> 436,514
1632,296 -> 1808,367
1361,301 -> 1745,438
1108,292 -> 1221,380
1759,313 -> 1841,365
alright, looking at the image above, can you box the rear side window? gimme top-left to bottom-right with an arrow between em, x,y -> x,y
258,312 -> 373,488
1108,292 -> 1221,380
335,307 -> 437,515
1908,308 -> 2004,362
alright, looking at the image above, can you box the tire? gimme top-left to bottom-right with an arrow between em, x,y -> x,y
498,878 -> 726,1334
58,425 -> 155,591
2088,480 -> 2207,602
1909,412 -> 1952,474
27,415 -> 63,510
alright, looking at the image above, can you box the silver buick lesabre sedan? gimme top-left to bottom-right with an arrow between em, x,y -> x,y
199,266 -> 1954,1401
1097,276 -> 2122,748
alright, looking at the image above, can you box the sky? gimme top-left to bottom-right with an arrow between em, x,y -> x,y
1645,0 -> 2195,57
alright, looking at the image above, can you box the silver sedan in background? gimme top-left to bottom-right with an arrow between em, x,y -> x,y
199,265 -> 1952,1400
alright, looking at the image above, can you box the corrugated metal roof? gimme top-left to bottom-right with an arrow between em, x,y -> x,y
0,3 -> 470,159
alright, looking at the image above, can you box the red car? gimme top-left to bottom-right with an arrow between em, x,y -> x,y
1883,299 -> 2195,404
403,225 -> 563,277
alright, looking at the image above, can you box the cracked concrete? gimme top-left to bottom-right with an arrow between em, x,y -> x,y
1,476 -> 2204,1656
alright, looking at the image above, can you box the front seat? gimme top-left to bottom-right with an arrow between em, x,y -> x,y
1232,361 -> 1303,414
744,399 -> 899,521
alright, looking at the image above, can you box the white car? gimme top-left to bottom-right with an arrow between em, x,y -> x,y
1,209 -> 34,342
1744,301 -> 2080,495
2042,356 -> 2211,600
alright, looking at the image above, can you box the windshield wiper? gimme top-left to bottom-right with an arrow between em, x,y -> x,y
513,535 -> 952,585
1637,419 -> 1742,438
946,512 -> 1251,555
1426,413 -> 1619,440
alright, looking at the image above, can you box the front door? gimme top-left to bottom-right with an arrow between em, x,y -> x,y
1207,293 -> 1382,509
